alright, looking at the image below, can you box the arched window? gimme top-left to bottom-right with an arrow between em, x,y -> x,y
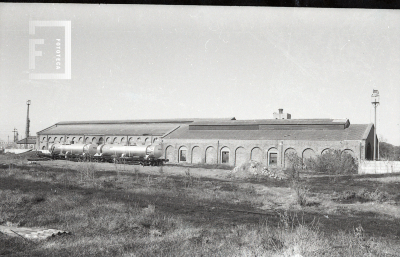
92,137 -> 97,144
267,147 -> 278,166
302,148 -> 316,162
98,137 -> 104,145
112,137 -> 118,144
220,146 -> 230,164
250,147 -> 262,162
165,145 -> 174,163
321,148 -> 331,155
284,148 -> 297,168
179,146 -> 187,162
235,147 -> 247,166
342,149 -> 356,159
205,146 -> 216,164
191,146 -> 202,164
302,148 -> 316,169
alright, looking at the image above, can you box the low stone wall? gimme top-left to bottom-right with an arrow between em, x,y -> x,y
4,149 -> 33,154
358,160 -> 400,174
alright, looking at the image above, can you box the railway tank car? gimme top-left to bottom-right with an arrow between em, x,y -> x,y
95,144 -> 166,166
49,143 -> 98,160
46,142 -> 167,166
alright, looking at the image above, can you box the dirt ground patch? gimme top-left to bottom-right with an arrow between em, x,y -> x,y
1,157 -> 400,256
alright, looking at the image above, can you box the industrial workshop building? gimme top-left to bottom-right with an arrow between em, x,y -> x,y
36,110 -> 376,167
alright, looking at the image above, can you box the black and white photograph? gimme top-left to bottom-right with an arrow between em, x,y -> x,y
0,2 -> 399,256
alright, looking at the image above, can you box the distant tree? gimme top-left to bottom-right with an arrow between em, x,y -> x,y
379,139 -> 400,161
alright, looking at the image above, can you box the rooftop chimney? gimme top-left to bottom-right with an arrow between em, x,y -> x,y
273,108 -> 291,119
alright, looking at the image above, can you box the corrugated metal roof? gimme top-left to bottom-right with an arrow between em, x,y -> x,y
164,124 -> 371,141
190,119 -> 349,126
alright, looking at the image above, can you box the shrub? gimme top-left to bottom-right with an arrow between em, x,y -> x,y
308,150 -> 358,175
284,152 -> 303,180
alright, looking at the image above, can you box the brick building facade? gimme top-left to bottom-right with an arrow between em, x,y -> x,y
36,116 -> 376,167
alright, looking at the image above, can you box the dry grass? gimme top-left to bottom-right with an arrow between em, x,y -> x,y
0,156 -> 400,256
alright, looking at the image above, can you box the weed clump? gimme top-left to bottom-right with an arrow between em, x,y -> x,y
333,188 -> 393,203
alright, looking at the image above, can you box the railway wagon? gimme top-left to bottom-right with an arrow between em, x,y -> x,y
48,143 -> 167,166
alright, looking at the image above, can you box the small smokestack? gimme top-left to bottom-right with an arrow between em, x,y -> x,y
279,108 -> 283,114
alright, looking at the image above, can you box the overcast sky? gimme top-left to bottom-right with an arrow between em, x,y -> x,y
0,4 -> 399,145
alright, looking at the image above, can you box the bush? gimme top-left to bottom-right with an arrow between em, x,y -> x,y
308,149 -> 358,175
284,152 -> 303,180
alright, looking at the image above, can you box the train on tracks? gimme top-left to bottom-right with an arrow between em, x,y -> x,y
38,143 -> 167,166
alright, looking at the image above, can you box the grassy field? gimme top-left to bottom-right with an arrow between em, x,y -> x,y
1,153 -> 400,256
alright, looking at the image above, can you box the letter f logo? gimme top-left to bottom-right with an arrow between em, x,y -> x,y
29,39 -> 44,69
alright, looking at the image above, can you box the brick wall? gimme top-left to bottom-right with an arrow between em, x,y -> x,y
162,138 -> 363,167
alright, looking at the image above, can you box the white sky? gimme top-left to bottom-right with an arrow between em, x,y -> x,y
0,4 -> 399,145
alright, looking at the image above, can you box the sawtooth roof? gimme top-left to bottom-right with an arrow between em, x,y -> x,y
17,136 -> 37,144
37,118 -> 235,136
163,123 -> 372,141
39,123 -> 181,136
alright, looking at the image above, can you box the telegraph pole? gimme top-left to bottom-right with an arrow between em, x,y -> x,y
25,100 -> 31,149
371,90 -> 380,161
12,128 -> 18,142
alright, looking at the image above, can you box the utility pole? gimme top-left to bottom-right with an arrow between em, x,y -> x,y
25,100 -> 31,149
371,90 -> 380,161
12,128 -> 18,142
